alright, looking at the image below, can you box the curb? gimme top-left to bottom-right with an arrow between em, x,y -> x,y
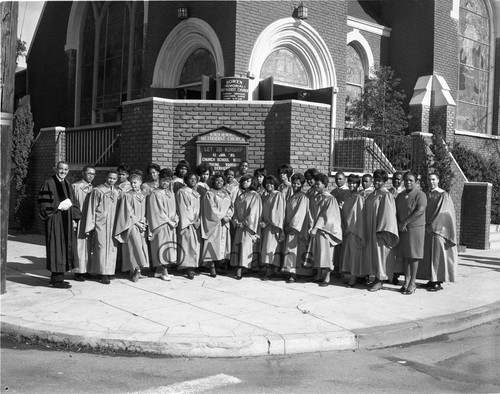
3,301 -> 500,357
354,301 -> 500,349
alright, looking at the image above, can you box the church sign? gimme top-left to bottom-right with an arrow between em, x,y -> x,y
219,77 -> 250,101
196,126 -> 250,172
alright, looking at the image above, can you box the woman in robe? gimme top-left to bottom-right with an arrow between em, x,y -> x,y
260,175 -> 285,280
254,168 -> 267,196
141,163 -> 161,195
115,173 -> 149,282
306,173 -> 342,287
282,173 -> 311,283
176,172 -> 201,279
223,168 -> 240,203
396,171 -> 427,295
278,164 -> 294,202
147,169 -> 178,281
200,174 -> 233,277
172,160 -> 190,194
421,173 -> 458,291
230,174 -> 262,279
363,169 -> 399,292
340,174 -> 366,287
196,163 -> 212,197
86,171 -> 120,284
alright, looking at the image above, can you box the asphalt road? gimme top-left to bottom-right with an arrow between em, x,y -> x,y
2,320 -> 500,393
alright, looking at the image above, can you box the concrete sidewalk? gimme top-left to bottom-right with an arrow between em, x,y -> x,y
2,232 -> 500,357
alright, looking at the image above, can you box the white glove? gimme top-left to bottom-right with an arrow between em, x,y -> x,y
58,198 -> 72,211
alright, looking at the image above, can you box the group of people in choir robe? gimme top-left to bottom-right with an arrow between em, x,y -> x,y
38,159 -> 458,294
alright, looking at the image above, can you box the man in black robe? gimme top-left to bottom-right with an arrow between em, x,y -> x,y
38,161 -> 81,288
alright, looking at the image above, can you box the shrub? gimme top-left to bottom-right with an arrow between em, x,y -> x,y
420,126 -> 455,192
12,102 -> 35,229
452,144 -> 500,224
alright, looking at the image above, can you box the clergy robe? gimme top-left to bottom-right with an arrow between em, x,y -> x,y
200,188 -> 233,263
147,187 -> 178,267
363,188 -> 399,280
306,191 -> 342,269
421,189 -> 458,282
172,177 -> 185,194
340,192 -> 366,276
176,186 -> 201,269
72,179 -> 93,273
86,183 -> 120,275
283,191 -> 311,275
260,190 -> 285,267
38,175 -> 81,273
230,190 -> 262,269
115,190 -> 149,272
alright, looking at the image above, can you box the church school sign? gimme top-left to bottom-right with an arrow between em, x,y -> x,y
196,126 -> 250,172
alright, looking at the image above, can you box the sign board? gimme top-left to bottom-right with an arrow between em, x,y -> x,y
196,126 -> 250,172
219,77 -> 250,101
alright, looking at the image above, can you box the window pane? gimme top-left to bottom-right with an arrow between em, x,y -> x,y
346,46 -> 364,85
260,48 -> 309,87
458,64 -> 488,105
179,48 -> 216,85
456,102 -> 487,133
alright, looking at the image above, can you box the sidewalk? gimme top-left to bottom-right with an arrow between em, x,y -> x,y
2,232 -> 500,357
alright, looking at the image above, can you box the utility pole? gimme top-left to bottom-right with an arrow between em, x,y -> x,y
1,2 -> 19,294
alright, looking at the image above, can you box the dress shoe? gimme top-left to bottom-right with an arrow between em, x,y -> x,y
403,286 -> 416,295
210,267 -> 217,278
368,281 -> 382,292
420,281 -> 434,289
100,275 -> 110,285
318,281 -> 329,287
399,286 -> 407,293
392,275 -> 400,286
347,276 -> 356,288
186,270 -> 195,280
427,283 -> 443,292
52,281 -> 72,289
235,275 -> 242,280
73,274 -> 85,282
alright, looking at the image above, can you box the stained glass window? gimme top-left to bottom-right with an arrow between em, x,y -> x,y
457,0 -> 490,133
345,45 -> 365,124
260,48 -> 309,87
179,49 -> 216,85
79,1 -> 143,125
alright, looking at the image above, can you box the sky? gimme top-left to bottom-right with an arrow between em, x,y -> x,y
17,1 -> 45,69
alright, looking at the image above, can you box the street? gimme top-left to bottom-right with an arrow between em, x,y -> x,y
2,320 -> 499,393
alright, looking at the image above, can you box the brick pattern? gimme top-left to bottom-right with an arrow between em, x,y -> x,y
461,183 -> 492,249
121,98 -> 331,177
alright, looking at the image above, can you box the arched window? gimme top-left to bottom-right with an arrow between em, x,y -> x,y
260,48 -> 309,87
179,48 -> 216,85
346,45 -> 365,105
457,0 -> 491,133
78,1 -> 143,125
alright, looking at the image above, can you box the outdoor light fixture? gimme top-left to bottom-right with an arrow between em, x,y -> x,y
296,3 -> 308,20
177,7 -> 189,20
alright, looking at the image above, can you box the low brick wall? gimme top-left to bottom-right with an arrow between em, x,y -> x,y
461,182 -> 492,249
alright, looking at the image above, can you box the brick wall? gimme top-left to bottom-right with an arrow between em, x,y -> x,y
461,183 -> 492,249
121,97 -> 332,177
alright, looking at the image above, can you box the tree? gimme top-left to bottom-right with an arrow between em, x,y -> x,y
16,38 -> 27,65
347,65 -> 408,135
420,126 -> 455,192
12,102 -> 35,229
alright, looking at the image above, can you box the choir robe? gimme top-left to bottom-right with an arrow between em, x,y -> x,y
340,192 -> 366,276
85,183 -> 120,275
172,177 -> 185,194
142,180 -> 159,196
306,191 -> 342,269
359,186 -> 374,201
176,186 -> 201,269
362,188 -> 399,280
200,188 -> 233,263
115,190 -> 149,272
72,179 -> 93,274
38,175 -> 82,273
117,181 -> 131,194
283,191 -> 311,275
224,179 -> 240,203
331,185 -> 350,209
420,189 -> 458,282
196,182 -> 210,197
278,182 -> 293,202
147,187 -> 178,267
260,190 -> 285,267
230,190 -> 262,269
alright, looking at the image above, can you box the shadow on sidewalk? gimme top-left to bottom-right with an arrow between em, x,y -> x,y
6,258 -> 52,287
8,232 -> 45,246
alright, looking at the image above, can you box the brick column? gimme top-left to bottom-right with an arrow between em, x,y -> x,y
461,182 -> 493,249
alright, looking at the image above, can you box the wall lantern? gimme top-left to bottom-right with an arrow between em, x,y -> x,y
177,7 -> 189,20
296,3 -> 308,20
